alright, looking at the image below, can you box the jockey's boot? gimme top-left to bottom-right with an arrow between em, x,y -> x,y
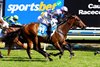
47,23 -> 52,41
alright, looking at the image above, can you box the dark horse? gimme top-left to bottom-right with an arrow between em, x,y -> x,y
17,15 -> 86,61
2,26 -> 30,56
0,17 -> 9,58
0,17 -> 30,56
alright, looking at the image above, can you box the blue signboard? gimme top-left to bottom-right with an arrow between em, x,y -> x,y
4,0 -> 64,24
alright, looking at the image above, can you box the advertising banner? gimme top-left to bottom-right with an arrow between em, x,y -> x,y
4,0 -> 64,24
65,0 -> 100,27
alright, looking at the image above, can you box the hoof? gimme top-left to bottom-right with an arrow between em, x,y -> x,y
29,57 -> 32,59
94,52 -> 97,55
49,58 -> 53,61
0,55 -> 3,58
46,57 -> 53,61
70,52 -> 74,56
59,55 -> 62,59
94,51 -> 100,55
49,53 -> 53,55
70,56 -> 72,60
72,53 -> 75,56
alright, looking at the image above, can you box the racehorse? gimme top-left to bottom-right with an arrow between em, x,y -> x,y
18,15 -> 86,61
2,26 -> 29,56
0,17 -> 29,56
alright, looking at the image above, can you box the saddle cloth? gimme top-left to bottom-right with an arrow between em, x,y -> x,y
38,23 -> 57,37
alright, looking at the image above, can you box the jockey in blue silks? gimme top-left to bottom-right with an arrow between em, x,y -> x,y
53,6 -> 68,24
37,6 -> 68,40
38,9 -> 55,39
3,15 -> 22,26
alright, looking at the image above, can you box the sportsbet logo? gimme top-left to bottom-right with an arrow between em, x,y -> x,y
7,1 -> 62,13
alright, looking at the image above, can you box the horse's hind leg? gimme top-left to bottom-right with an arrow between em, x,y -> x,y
14,36 -> 27,49
7,45 -> 12,56
64,43 -> 74,59
50,42 -> 64,59
35,46 -> 52,61
33,37 -> 52,61
6,42 -> 13,56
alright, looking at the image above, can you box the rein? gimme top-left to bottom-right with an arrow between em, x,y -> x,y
56,18 -> 69,36
56,15 -> 74,36
56,29 -> 66,36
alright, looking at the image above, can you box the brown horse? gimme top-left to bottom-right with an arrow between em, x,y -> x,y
18,15 -> 86,61
2,26 -> 29,56
0,17 -> 29,56
0,17 -> 9,58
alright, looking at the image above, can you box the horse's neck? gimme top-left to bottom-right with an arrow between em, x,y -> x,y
58,21 -> 72,36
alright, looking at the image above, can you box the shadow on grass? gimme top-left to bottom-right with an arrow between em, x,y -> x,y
1,56 -> 47,62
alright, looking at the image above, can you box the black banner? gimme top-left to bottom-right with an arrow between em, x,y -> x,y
64,0 -> 100,27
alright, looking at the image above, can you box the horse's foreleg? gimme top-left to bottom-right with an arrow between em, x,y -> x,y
14,37 -> 27,49
26,40 -> 33,59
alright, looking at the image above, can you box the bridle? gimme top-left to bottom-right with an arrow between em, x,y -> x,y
56,15 -> 73,36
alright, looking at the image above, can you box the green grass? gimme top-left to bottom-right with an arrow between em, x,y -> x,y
0,50 -> 100,67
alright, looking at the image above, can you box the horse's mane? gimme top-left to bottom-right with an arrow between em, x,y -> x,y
57,13 -> 73,27
9,25 -> 23,28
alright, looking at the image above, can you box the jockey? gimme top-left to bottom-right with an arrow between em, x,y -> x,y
38,9 -> 59,25
4,15 -> 22,26
37,6 -> 68,39
61,6 -> 68,15
38,9 -> 58,40
53,6 -> 68,23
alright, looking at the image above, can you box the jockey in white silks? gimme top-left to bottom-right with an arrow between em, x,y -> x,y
37,6 -> 68,39
38,6 -> 68,26
52,6 -> 68,24
38,9 -> 58,39
38,9 -> 58,26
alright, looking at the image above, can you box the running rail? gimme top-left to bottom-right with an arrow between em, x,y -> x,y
67,27 -> 100,40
